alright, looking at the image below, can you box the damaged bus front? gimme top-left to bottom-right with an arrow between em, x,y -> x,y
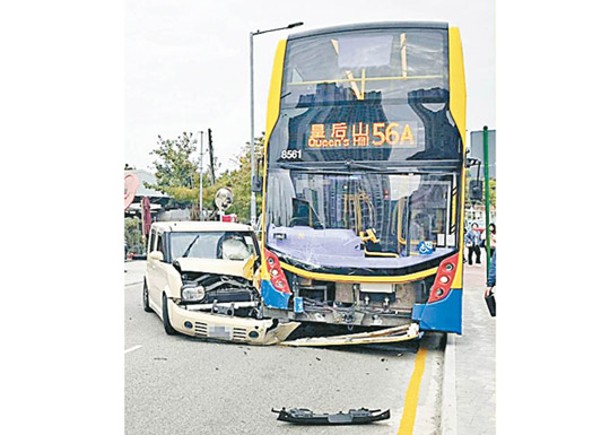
258,22 -> 467,337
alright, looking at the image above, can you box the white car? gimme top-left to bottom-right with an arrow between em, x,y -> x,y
143,221 -> 299,345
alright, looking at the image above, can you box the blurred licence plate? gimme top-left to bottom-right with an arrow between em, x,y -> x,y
360,283 -> 393,293
208,326 -> 232,340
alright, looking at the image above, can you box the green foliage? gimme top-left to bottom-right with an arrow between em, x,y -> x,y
488,178 -> 496,207
146,132 -> 199,199
124,217 -> 144,254
144,131 -> 264,222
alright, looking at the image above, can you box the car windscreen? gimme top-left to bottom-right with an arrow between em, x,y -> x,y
168,231 -> 258,262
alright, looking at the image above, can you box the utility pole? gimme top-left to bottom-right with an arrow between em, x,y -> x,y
208,128 -> 216,185
249,31 -> 256,228
199,130 -> 204,221
483,125 -> 491,274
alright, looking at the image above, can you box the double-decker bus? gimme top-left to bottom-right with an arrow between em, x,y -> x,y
258,22 -> 466,338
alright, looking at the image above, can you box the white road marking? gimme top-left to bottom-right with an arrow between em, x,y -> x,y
124,345 -> 142,354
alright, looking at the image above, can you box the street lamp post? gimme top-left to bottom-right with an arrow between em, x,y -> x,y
249,21 -> 303,228
199,130 -> 204,221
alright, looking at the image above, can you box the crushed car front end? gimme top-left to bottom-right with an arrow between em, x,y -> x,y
168,256 -> 299,345
166,298 -> 299,345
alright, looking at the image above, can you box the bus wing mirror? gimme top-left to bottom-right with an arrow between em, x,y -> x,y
469,180 -> 483,201
466,157 -> 479,168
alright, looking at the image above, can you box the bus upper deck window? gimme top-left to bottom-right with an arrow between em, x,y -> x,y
337,35 -> 393,68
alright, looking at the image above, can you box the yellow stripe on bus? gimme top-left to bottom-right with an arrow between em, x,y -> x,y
280,262 -> 437,284
448,27 -> 466,139
397,348 -> 428,435
449,27 -> 467,289
261,38 -> 287,259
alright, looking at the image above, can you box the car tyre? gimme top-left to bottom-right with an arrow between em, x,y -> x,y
143,280 -> 153,313
162,293 -> 177,335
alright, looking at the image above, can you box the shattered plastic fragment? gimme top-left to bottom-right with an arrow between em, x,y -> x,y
272,407 -> 390,425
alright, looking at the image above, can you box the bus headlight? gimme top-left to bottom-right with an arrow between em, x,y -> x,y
439,276 -> 450,284
181,285 -> 205,302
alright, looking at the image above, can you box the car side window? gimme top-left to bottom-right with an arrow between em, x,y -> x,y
148,230 -> 156,253
156,232 -> 165,261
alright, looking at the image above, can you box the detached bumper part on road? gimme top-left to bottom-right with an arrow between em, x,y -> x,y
272,407 -> 390,425
167,298 -> 300,345
280,322 -> 421,347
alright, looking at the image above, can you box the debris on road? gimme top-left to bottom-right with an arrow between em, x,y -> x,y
272,407 -> 390,425
281,323 -> 420,347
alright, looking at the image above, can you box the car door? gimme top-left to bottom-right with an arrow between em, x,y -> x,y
155,231 -> 173,301
146,228 -> 156,291
147,230 -> 165,313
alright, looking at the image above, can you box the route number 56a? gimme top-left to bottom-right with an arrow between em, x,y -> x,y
372,122 -> 415,147
280,149 -> 302,160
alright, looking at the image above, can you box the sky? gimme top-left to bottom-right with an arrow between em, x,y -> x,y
125,0 -> 495,173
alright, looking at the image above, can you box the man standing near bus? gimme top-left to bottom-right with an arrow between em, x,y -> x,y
465,223 -> 482,265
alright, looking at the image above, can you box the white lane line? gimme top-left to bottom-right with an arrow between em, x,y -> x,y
125,345 -> 142,354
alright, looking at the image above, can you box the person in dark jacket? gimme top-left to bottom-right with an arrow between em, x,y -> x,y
485,250 -> 496,297
482,223 -> 496,258
465,223 -> 482,265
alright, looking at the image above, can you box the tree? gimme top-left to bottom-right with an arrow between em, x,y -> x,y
146,132 -> 199,200
488,178 -> 496,207
144,131 -> 264,221
124,216 -> 144,254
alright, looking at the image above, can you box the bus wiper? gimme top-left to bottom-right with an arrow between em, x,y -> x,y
278,161 -> 406,174
344,160 -> 383,171
278,161 -> 381,171
181,235 -> 200,258
278,162 -> 351,174
277,162 -> 316,170
344,160 -> 408,174
346,160 -> 462,173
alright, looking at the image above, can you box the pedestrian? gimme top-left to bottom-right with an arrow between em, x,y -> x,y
482,223 -> 496,258
485,250 -> 496,295
485,250 -> 496,316
465,222 -> 482,265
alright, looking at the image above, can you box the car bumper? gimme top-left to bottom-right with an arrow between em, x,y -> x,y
167,299 -> 300,345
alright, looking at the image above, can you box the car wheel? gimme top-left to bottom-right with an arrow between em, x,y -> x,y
162,293 -> 177,335
143,280 -> 153,313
